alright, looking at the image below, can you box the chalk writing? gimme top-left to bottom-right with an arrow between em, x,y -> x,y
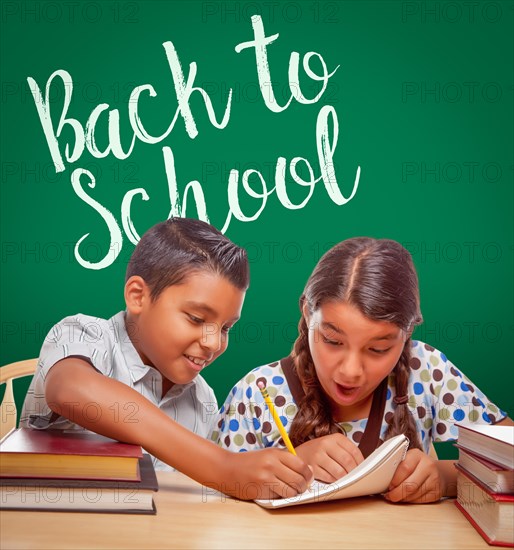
27,15 -> 360,269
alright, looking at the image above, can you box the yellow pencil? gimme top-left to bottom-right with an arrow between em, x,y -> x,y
257,381 -> 297,456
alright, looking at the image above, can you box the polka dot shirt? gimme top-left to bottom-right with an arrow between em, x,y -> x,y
210,341 -> 507,454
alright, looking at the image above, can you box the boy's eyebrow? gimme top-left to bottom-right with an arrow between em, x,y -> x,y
321,322 -> 398,340
184,301 -> 240,322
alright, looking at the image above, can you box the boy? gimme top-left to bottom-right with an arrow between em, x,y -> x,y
21,218 -> 311,500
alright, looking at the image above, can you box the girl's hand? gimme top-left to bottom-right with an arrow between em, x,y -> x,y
295,433 -> 364,483
384,449 -> 443,503
222,448 -> 314,500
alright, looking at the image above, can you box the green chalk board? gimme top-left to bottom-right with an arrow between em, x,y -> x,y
1,1 -> 513,458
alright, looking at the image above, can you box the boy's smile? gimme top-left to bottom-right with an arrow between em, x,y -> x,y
125,271 -> 245,393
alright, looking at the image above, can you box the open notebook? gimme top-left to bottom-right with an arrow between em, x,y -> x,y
255,433 -> 409,509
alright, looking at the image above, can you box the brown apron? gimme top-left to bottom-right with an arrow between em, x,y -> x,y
280,356 -> 388,458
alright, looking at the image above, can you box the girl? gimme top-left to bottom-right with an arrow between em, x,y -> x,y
21,218 -> 312,501
211,237 -> 512,503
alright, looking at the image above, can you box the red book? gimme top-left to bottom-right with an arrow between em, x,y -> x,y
455,464 -> 514,547
456,424 -> 514,470
456,445 -> 514,494
0,454 -> 157,514
0,429 -> 143,481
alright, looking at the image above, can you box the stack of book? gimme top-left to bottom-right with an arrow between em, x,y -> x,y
455,424 -> 514,547
0,428 -> 158,514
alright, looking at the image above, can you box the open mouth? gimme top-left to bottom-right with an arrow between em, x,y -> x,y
336,384 -> 360,397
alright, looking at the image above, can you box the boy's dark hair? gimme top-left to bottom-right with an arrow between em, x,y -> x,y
289,237 -> 424,451
126,218 -> 249,299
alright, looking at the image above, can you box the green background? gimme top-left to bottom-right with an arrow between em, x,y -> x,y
1,1 -> 513,459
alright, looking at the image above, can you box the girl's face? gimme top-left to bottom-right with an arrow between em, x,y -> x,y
126,271 -> 245,388
305,301 -> 407,422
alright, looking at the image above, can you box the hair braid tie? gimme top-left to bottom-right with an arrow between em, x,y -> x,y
393,395 -> 409,405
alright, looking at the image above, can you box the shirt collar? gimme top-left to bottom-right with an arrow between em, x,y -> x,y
109,311 -> 150,383
110,311 -> 197,392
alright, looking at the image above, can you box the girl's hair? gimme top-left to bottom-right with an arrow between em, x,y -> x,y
289,237 -> 424,450
126,218 -> 249,299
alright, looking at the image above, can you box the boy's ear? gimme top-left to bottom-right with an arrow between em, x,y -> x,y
125,276 -> 150,314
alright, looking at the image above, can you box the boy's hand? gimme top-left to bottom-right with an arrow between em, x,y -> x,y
295,433 -> 364,483
384,449 -> 442,503
222,448 -> 313,500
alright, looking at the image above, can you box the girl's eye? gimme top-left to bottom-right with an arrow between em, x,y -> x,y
370,347 -> 391,355
221,325 -> 232,334
322,335 -> 342,346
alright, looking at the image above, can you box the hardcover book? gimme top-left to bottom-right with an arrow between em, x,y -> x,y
456,445 -> 513,495
456,425 -> 514,470
0,454 -> 158,514
0,428 -> 143,481
455,465 -> 514,547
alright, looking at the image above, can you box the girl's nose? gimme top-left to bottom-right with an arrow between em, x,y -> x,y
338,353 -> 363,381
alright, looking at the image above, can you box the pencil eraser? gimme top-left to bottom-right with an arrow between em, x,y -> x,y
257,381 -> 265,389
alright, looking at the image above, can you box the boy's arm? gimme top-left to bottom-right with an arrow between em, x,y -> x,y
45,357 -> 313,500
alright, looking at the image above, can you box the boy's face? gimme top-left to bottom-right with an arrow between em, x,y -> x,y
126,271 -> 245,386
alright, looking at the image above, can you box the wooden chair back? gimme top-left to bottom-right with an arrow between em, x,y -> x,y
0,359 -> 37,439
